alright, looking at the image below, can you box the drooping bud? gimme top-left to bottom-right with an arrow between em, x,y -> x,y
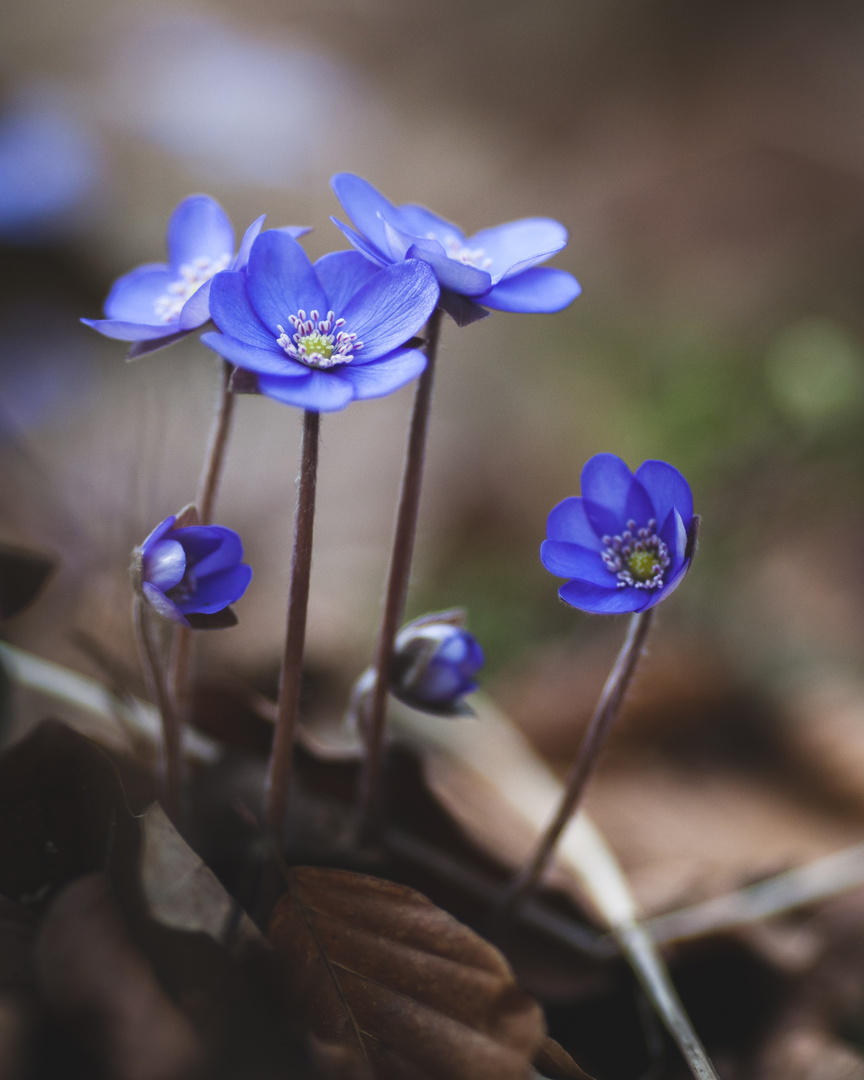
389,609 -> 484,716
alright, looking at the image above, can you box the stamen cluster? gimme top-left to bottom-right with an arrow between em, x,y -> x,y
434,233 -> 493,270
155,254 -> 231,324
601,518 -> 670,590
276,309 -> 361,369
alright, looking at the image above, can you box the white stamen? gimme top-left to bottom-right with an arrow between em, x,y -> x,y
154,252 -> 231,324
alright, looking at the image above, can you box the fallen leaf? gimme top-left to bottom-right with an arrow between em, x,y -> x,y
269,866 -> 546,1080
533,1035 -> 596,1080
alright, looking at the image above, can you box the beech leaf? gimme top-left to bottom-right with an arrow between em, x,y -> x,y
269,866 -> 546,1080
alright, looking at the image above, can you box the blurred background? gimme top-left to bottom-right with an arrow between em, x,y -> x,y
6,0 -> 864,1042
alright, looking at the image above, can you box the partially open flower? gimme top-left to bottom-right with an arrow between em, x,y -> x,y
135,515 -> 252,628
389,610 -> 484,716
541,453 -> 695,614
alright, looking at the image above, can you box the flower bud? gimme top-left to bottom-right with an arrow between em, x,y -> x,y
389,610 -> 484,716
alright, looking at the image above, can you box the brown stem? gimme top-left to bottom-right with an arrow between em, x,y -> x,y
133,595 -> 183,824
168,359 -> 236,725
355,308 -> 444,846
265,409 -> 320,846
498,608 -> 655,915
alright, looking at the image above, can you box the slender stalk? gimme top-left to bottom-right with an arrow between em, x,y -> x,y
133,595 -> 183,823
356,308 -> 444,846
265,409 -> 320,846
169,359 -> 236,724
498,608 -> 655,914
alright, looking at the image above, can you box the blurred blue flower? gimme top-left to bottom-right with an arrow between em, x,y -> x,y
330,173 -> 581,323
139,515 -> 251,627
201,230 -> 439,412
541,454 -> 694,614
390,611 -> 484,715
82,196 -> 308,357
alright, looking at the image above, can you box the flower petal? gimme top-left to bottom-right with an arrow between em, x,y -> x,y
185,527 -> 244,579
395,203 -> 462,241
624,476 -> 655,526
581,454 -> 635,535
177,277 -> 212,330
246,231 -> 328,335
140,516 -> 176,553
142,581 -> 188,625
558,579 -> 647,614
178,564 -> 252,614
469,218 -> 568,279
635,460 -> 694,532
331,173 -> 395,256
659,507 -> 689,568
127,330 -> 192,359
143,538 -> 186,592
404,239 -> 493,296
209,270 -> 278,350
546,497 -> 602,548
340,260 -> 439,362
103,263 -> 172,323
314,250 -> 380,312
540,540 -> 612,585
481,267 -> 581,313
337,348 -> 427,400
81,317 -> 180,342
200,331 -> 307,377
329,217 -> 389,267
256,369 -> 355,412
232,215 -> 266,270
167,195 -> 234,271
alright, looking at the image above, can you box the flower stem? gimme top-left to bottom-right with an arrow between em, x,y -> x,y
265,409 -> 320,846
133,595 -> 183,824
497,608 -> 655,915
356,307 -> 444,847
168,359 -> 236,726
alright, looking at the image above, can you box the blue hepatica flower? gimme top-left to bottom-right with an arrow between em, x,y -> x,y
390,610 -> 484,716
82,194 -> 308,357
201,230 -> 440,412
541,454 -> 695,615
330,172 -> 581,322
139,515 -> 252,627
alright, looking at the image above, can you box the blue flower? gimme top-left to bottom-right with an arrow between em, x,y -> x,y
201,230 -> 440,412
330,173 -> 581,323
139,515 -> 252,628
541,454 -> 695,614
82,195 -> 308,357
390,611 -> 484,715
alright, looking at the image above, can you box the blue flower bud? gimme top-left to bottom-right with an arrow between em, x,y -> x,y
389,610 -> 484,716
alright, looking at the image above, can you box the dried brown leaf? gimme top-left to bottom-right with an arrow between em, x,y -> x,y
533,1036 -> 596,1080
269,866 -> 545,1080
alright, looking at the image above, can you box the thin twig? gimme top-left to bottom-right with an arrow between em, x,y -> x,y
133,595 -> 183,823
356,308 -> 444,846
265,409 -> 320,846
498,608 -> 655,915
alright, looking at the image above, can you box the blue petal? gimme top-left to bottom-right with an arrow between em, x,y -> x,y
624,477 -> 655,526
81,317 -> 180,342
331,173 -> 395,256
140,516 -> 176,554
173,527 -> 222,568
209,270 -> 278,351
469,218 -> 568,280
329,217 -> 389,267
415,661 -> 463,703
167,195 -> 234,272
546,497 -> 602,548
581,454 -> 634,535
142,581 -> 188,625
200,331 -> 307,377
178,564 -> 251,614
103,264 -> 172,324
143,538 -> 186,591
232,215 -> 266,270
645,556 -> 691,610
558,579 -> 646,614
314,250 -> 380,312
341,260 -> 439,362
127,330 -> 192,359
395,203 -> 462,240
185,526 -> 243,579
659,507 -> 689,567
337,348 -> 427,400
177,277 -> 212,330
257,369 -> 355,412
540,540 -> 612,585
404,239 -> 493,296
246,231 -> 328,335
635,460 -> 694,532
381,218 -> 416,261
481,268 -> 581,313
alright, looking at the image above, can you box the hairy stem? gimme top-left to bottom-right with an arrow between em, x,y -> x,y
498,608 -> 655,914
133,595 -> 183,824
266,409 -> 320,846
356,308 -> 444,846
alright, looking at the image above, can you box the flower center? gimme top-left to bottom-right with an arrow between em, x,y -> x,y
276,310 -> 361,369
154,253 -> 232,324
601,519 -> 670,590
428,232 -> 493,271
